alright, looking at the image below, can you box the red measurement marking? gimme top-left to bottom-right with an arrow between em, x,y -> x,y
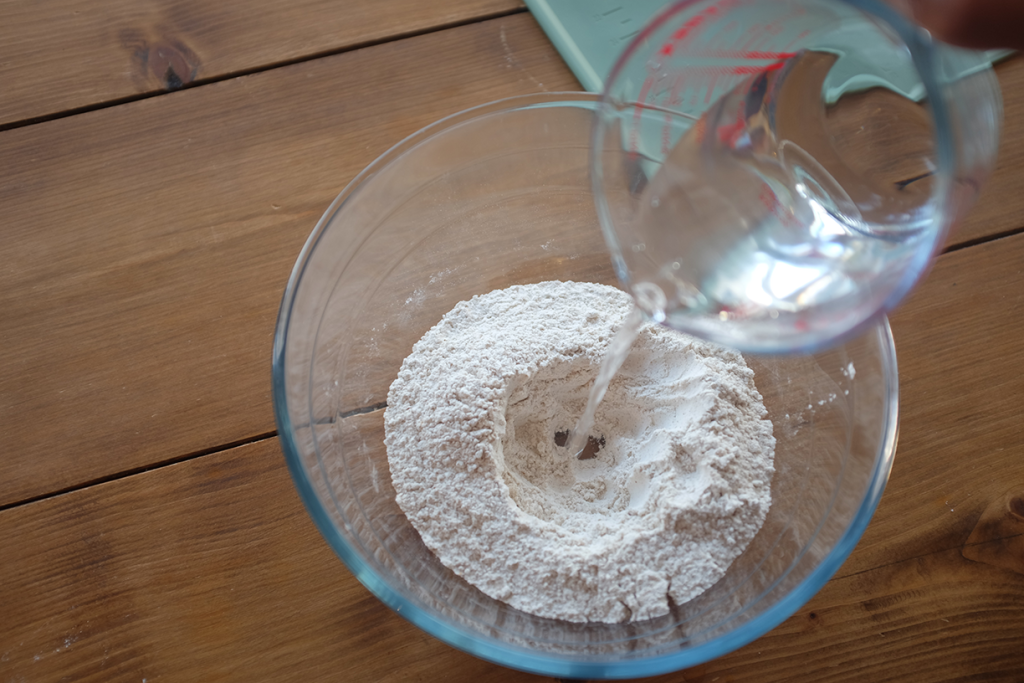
708,61 -> 787,75
671,62 -> 787,76
703,50 -> 796,60
651,1 -> 795,75
639,0 -> 801,156
659,0 -> 738,56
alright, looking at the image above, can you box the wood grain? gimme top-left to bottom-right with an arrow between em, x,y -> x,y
677,547 -> 1024,682
4,2 -> 1023,681
1,430 -> 1020,680
0,439 -> 554,683
0,6 -> 1020,521
951,57 -> 1024,248
840,232 -> 1024,578
0,13 -> 580,509
2,236 -> 1022,683
0,0 -> 523,127
962,486 -> 1024,574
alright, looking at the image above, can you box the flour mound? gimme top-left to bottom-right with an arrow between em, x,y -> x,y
384,281 -> 775,623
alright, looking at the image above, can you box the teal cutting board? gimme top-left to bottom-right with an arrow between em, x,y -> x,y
524,0 -> 1011,93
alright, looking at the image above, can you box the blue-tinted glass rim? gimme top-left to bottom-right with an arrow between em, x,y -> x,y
271,91 -> 900,678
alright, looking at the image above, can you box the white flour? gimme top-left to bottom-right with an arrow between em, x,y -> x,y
384,281 -> 775,623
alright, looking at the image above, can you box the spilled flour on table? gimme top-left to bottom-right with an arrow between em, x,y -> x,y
384,281 -> 775,623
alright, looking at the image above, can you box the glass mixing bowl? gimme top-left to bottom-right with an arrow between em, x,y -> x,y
272,93 -> 898,678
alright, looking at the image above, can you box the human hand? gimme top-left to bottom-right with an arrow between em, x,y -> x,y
898,0 -> 1024,50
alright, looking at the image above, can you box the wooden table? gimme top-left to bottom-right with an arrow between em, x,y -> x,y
2,3 -> 1022,681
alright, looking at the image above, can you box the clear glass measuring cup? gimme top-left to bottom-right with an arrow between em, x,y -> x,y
592,0 -> 1001,353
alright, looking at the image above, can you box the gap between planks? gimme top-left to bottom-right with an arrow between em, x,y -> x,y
943,223 -> 1024,254
3,223 -> 1024,513
0,6 -> 528,134
0,430 -> 279,513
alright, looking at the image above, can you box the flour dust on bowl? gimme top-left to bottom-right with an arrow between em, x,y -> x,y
272,93 -> 899,678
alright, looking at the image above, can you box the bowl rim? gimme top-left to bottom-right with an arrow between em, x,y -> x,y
271,91 -> 900,679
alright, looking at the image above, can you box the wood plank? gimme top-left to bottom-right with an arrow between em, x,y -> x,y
951,57 -> 1024,248
671,547 -> 1024,682
0,14 -> 581,508
0,439 -> 554,683
840,231 -> 1024,577
3,238 -> 1023,680
1,13 -> 1020,513
0,0 -> 524,128
1,434 -> 1021,680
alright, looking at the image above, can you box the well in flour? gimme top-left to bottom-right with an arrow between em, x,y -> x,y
384,281 -> 775,623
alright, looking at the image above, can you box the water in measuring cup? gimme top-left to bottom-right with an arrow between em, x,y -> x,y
566,50 -> 942,451
618,50 -> 940,353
